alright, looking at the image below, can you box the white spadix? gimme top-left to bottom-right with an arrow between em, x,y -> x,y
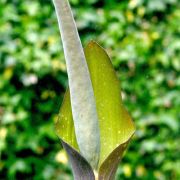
53,0 -> 100,168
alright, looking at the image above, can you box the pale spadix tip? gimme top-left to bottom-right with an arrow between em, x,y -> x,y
52,0 -> 100,169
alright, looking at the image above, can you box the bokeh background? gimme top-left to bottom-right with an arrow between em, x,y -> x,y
0,0 -> 179,179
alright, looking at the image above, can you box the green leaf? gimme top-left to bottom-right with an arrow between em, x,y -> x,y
55,41 -> 135,178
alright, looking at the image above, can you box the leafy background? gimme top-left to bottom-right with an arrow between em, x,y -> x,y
0,0 -> 179,179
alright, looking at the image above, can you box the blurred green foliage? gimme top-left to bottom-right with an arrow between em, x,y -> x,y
0,0 -> 179,179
